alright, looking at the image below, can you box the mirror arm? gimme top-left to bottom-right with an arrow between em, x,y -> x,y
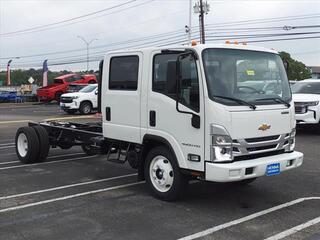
175,53 -> 201,129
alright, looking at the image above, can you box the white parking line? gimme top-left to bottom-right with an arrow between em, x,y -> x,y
0,146 -> 15,150
0,173 -> 137,200
0,143 -> 14,146
178,197 -> 320,240
264,216 -> 320,240
0,181 -> 144,214
0,152 -> 86,165
0,155 -> 97,170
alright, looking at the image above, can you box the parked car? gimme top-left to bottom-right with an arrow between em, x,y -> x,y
37,73 -> 97,102
0,91 -> 18,102
60,84 -> 98,114
292,79 -> 320,125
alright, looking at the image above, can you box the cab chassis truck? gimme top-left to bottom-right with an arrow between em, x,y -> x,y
15,43 -> 304,201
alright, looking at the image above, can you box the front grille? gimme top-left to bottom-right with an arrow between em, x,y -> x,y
247,144 -> 277,152
245,135 -> 279,143
234,150 -> 285,161
232,133 -> 289,159
60,97 -> 73,103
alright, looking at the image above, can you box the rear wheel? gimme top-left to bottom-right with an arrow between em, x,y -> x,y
32,125 -> 50,162
144,146 -> 188,201
79,101 -> 92,115
15,127 -> 40,164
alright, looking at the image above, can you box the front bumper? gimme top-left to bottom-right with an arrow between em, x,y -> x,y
295,110 -> 319,124
60,101 -> 78,110
205,151 -> 303,182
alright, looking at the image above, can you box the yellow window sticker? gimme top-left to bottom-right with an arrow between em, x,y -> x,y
246,70 -> 255,76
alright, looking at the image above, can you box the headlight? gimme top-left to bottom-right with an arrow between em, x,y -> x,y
71,96 -> 79,100
211,124 -> 233,162
285,128 -> 295,152
305,101 -> 319,106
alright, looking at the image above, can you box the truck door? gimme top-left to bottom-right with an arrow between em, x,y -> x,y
146,51 -> 205,171
102,52 -> 142,143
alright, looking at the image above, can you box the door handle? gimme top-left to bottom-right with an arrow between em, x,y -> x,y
106,107 -> 111,121
149,110 -> 156,127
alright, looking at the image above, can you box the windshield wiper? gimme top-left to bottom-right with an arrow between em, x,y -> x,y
213,95 -> 256,110
256,97 -> 291,108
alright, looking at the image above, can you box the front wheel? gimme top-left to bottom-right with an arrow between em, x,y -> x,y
79,101 -> 92,115
144,146 -> 187,201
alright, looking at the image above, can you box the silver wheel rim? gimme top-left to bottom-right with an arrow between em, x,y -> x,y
149,155 -> 174,193
17,133 -> 28,157
83,104 -> 91,114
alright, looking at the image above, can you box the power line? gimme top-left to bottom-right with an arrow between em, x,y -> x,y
0,0 -> 145,37
12,34 -> 320,68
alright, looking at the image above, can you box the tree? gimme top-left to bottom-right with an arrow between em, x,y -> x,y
279,51 -> 311,80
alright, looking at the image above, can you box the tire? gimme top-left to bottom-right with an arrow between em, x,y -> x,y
32,125 -> 50,162
144,146 -> 188,201
81,144 -> 99,156
79,101 -> 92,115
15,127 -> 40,164
55,92 -> 63,103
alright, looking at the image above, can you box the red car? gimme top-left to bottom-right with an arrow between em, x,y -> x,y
37,73 -> 97,102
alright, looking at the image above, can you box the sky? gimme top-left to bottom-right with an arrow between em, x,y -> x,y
0,0 -> 319,72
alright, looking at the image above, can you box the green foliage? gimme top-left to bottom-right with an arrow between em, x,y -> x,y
279,51 -> 312,80
0,69 -> 75,86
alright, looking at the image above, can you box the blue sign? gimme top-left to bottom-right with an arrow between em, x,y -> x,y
266,163 -> 280,176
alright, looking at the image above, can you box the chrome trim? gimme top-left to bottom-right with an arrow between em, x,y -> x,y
232,133 -> 289,156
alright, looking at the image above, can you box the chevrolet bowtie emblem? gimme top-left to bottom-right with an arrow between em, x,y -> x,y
258,124 -> 271,131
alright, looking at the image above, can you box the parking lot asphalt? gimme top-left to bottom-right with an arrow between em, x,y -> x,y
0,103 -> 319,240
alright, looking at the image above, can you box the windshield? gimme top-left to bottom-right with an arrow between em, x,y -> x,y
80,85 -> 97,93
291,81 -> 320,94
202,48 -> 291,106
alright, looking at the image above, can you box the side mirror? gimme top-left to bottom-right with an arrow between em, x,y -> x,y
95,90 -> 98,95
175,52 -> 200,129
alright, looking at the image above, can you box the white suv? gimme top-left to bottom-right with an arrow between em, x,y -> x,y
60,84 -> 98,114
292,79 -> 320,125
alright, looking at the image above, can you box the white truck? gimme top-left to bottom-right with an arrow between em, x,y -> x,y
15,43 -> 303,201
60,84 -> 98,114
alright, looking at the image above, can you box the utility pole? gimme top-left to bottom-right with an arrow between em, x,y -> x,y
199,0 -> 205,44
77,36 -> 98,73
193,0 -> 210,44
188,0 -> 192,45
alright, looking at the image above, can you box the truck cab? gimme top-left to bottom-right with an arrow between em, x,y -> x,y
100,43 -> 303,199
